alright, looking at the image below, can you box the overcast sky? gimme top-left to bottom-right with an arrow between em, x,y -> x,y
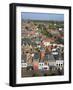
21,12 -> 64,21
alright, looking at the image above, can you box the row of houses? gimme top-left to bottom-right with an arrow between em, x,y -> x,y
21,59 -> 64,71
21,21 -> 64,74
21,43 -> 64,71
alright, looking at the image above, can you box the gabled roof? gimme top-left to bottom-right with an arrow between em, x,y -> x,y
45,54 -> 55,61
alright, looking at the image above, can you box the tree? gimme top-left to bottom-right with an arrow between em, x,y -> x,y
56,38 -> 64,44
38,24 -> 53,38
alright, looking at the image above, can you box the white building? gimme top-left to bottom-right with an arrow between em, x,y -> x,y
38,62 -> 44,70
56,60 -> 64,70
59,28 -> 63,31
38,62 -> 49,70
43,41 -> 52,47
21,63 -> 27,68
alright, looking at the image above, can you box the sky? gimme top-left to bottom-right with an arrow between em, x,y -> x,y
21,12 -> 64,21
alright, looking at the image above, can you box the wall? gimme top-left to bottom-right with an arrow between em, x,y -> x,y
0,0 -> 72,89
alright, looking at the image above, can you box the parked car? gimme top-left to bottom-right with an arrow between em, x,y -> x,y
43,65 -> 49,70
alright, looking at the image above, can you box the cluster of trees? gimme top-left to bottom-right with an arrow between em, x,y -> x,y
56,38 -> 64,44
37,23 -> 64,44
49,23 -> 64,29
38,24 -> 53,38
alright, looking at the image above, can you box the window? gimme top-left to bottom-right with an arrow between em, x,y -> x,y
61,64 -> 62,66
59,64 -> 60,66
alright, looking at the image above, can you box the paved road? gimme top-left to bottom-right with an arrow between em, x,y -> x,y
21,68 -> 64,77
